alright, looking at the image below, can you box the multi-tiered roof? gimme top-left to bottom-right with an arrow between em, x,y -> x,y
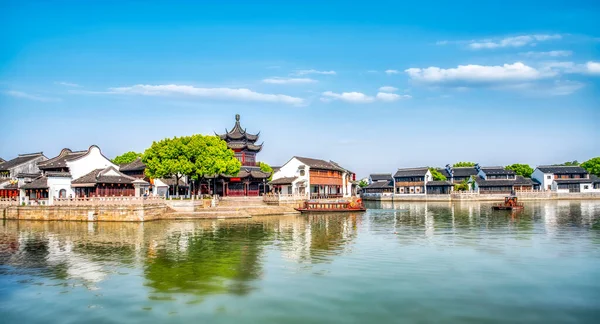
216,114 -> 263,153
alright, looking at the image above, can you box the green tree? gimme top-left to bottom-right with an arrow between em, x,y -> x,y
453,162 -> 476,167
358,179 -> 368,188
186,135 -> 240,178
112,151 -> 142,164
142,137 -> 194,194
258,162 -> 273,181
505,163 -> 534,178
581,157 -> 600,176
429,168 -> 447,181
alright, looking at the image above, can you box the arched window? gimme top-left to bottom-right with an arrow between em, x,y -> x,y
59,189 -> 66,198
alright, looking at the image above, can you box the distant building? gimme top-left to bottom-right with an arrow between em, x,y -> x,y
473,164 -> 518,194
438,165 -> 478,184
270,156 -> 355,198
426,181 -> 454,194
363,174 -> 394,194
393,167 -> 432,194
532,165 -> 593,192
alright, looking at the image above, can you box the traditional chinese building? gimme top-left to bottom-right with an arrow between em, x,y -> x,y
203,114 -> 271,196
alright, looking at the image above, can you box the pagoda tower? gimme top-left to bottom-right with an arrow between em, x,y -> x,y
217,114 -> 263,167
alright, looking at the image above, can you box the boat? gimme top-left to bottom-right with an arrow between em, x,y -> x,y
295,198 -> 366,213
492,196 -> 524,210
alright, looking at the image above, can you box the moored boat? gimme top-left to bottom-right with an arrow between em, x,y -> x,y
295,198 -> 366,213
492,196 -> 524,211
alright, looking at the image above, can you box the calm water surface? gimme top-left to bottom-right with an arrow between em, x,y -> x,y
1,201 -> 600,323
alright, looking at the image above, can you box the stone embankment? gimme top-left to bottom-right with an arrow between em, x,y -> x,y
164,196 -> 300,219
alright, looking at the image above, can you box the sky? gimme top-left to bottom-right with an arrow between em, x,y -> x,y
1,0 -> 599,178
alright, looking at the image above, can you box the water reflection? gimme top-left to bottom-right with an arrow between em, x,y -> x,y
1,201 -> 599,307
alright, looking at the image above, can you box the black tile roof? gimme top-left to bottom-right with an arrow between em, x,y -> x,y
216,114 -> 260,142
158,177 -> 188,187
394,167 -> 429,178
553,178 -> 593,184
365,180 -> 394,189
451,167 -> 479,177
536,165 -> 588,174
269,177 -> 298,185
294,156 -> 346,171
591,175 -> 600,184
71,167 -> 139,186
475,178 -> 516,187
37,148 -> 87,170
46,172 -> 72,178
0,158 -> 5,163
119,158 -> 146,172
437,168 -> 451,178
515,176 -> 537,186
0,152 -> 45,171
370,173 -> 392,181
426,181 -> 453,187
481,167 -> 516,175
21,176 -> 49,189
16,172 -> 42,178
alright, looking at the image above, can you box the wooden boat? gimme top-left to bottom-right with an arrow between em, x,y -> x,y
492,196 -> 524,210
295,198 -> 366,213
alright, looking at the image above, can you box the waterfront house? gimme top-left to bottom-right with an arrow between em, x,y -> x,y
514,175 -> 540,191
0,152 -> 47,199
591,175 -> 600,190
363,174 -> 394,194
393,167 -> 431,194
0,152 -> 46,179
270,156 -> 354,198
532,165 -> 593,192
473,165 -> 517,194
426,181 -> 454,194
21,145 -> 149,204
438,164 -> 478,184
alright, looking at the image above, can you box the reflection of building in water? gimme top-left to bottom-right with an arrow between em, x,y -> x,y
274,214 -> 360,264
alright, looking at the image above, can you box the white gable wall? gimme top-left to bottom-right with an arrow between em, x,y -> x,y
48,176 -> 74,204
532,169 -> 553,191
67,146 -> 117,180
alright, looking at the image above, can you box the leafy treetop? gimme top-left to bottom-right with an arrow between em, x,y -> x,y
429,168 -> 447,181
258,162 -> 273,181
556,160 -> 579,166
453,162 -> 476,167
581,157 -> 600,176
358,179 -> 368,188
505,163 -> 534,178
112,151 -> 142,165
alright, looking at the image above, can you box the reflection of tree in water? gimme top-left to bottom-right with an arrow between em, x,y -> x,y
144,222 -> 272,298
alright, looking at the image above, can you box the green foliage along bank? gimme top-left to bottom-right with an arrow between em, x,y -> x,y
112,151 -> 143,164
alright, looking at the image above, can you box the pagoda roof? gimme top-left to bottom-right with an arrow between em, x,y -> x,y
216,114 -> 261,142
227,141 -> 263,152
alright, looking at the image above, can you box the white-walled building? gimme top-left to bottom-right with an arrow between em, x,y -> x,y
532,165 -> 595,193
270,156 -> 355,198
393,167 -> 432,194
20,145 -> 149,204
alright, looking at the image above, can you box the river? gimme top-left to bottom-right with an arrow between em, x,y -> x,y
1,200 -> 599,323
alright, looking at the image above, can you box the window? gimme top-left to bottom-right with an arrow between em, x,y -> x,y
547,175 -> 551,179
299,170 -> 305,176
59,189 -> 66,198
584,185 -> 589,190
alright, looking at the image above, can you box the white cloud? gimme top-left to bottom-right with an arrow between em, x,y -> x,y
321,90 -> 411,103
294,69 -> 336,76
107,84 -> 304,105
385,69 -> 399,75
494,80 -> 584,96
586,61 -> 600,74
376,92 -> 411,102
262,77 -> 317,84
378,86 -> 398,92
322,91 -> 374,103
5,90 -> 61,102
405,62 -> 548,85
520,50 -> 572,58
55,81 -> 81,87
469,34 -> 561,49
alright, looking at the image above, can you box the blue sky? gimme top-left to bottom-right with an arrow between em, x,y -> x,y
1,1 -> 599,177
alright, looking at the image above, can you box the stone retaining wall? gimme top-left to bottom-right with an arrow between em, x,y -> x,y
362,192 -> 600,202
3,205 -> 168,222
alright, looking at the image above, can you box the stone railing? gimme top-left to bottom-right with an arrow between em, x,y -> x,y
263,193 -> 308,203
53,196 -> 166,206
0,198 -> 19,206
